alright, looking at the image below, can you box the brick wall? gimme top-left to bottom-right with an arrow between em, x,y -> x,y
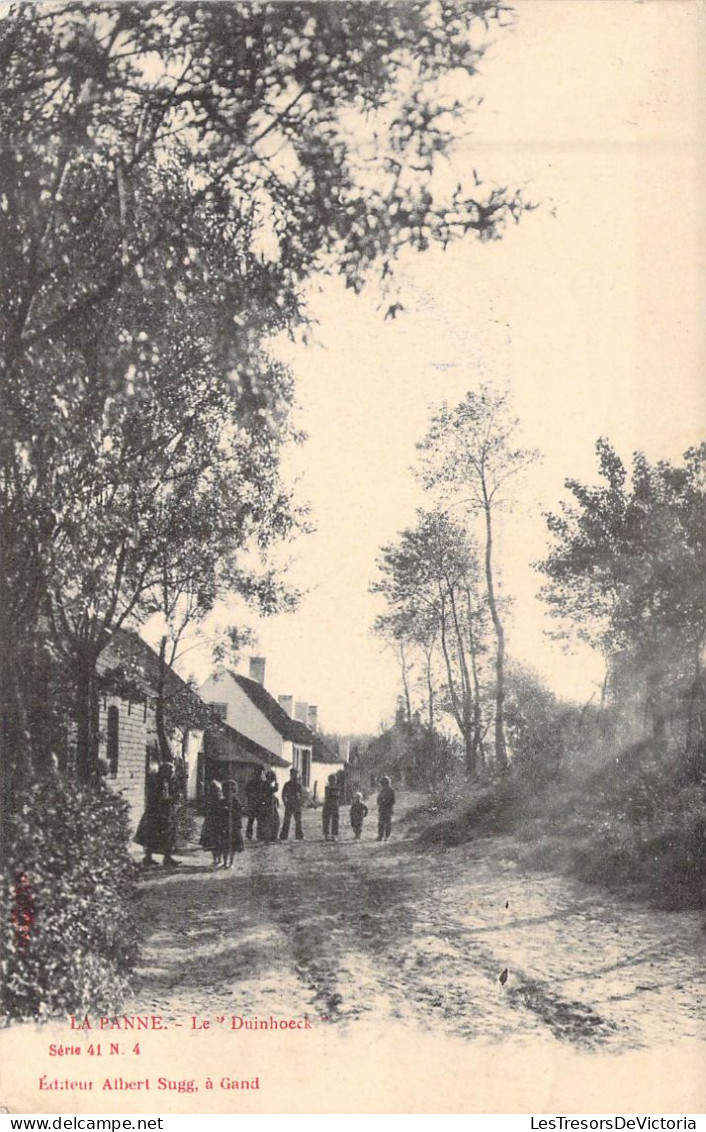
98,695 -> 151,832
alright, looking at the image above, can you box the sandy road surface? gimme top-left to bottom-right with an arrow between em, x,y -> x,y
127,795 -> 705,1053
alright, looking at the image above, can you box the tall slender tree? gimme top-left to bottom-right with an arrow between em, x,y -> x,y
372,510 -> 489,775
418,386 -> 538,769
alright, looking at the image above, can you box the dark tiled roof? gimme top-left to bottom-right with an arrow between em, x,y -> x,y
102,628 -> 200,703
205,723 -> 289,768
228,672 -> 315,746
289,718 -> 316,745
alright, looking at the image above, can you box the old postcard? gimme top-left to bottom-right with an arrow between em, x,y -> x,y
1,0 -> 704,1117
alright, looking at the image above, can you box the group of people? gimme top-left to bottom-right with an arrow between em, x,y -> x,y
199,777 -> 245,868
320,773 -> 395,841
135,759 -> 397,869
201,766 -> 397,857
244,766 -> 300,842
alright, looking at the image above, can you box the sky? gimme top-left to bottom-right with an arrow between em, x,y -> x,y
167,0 -> 705,735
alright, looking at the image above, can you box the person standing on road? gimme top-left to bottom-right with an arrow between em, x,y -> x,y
322,773 -> 341,842
280,767 -> 304,841
349,792 -> 368,840
262,769 -> 280,841
200,778 -> 225,867
245,766 -> 265,841
220,779 -> 244,867
376,776 -> 396,842
135,760 -> 181,867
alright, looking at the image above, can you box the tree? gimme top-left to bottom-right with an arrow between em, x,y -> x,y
364,713 -> 461,791
504,663 -> 567,783
418,386 -> 538,769
538,440 -> 706,756
374,604 -> 438,730
372,509 -> 489,775
1,2 -> 526,782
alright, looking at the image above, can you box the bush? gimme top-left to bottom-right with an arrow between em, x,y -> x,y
562,747 -> 706,907
417,775 -> 524,847
413,734 -> 706,911
1,772 -> 140,1021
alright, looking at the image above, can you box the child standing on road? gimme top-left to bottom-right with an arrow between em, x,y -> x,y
376,776 -> 396,841
262,769 -> 280,842
220,779 -> 244,868
349,792 -> 368,840
322,773 -> 341,842
200,779 -> 224,867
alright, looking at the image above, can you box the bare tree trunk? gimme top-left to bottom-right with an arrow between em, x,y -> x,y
448,586 -> 475,775
483,498 -> 507,770
74,653 -> 100,782
466,596 -> 485,770
423,646 -> 435,732
599,668 -> 610,709
398,641 -> 413,723
1,650 -> 34,803
438,599 -> 464,741
462,699 -> 475,777
155,634 -> 173,762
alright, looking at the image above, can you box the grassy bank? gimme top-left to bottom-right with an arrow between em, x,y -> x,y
410,753 -> 706,911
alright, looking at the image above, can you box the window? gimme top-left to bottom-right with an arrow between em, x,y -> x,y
301,750 -> 311,788
107,705 -> 119,779
210,702 -> 228,722
293,746 -> 311,787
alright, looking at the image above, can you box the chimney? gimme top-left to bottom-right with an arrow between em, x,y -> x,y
249,656 -> 266,685
307,705 -> 318,733
278,695 -> 293,717
294,701 -> 308,725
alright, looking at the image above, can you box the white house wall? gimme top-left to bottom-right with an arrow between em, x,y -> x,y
184,729 -> 203,801
198,673 -> 286,759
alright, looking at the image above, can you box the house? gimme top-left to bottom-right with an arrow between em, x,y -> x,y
198,658 -> 344,799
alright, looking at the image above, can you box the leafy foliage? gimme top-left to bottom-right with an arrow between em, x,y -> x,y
416,776 -> 522,847
504,663 -> 568,782
566,759 -> 706,910
538,440 -> 706,746
1,773 -> 140,1020
364,715 -> 462,792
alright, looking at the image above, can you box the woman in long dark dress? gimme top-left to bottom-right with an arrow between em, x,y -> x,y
134,760 -> 180,867
199,779 -> 224,867
261,770 -> 280,842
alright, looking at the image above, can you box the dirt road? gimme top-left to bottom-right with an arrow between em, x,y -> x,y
128,795 -> 705,1052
